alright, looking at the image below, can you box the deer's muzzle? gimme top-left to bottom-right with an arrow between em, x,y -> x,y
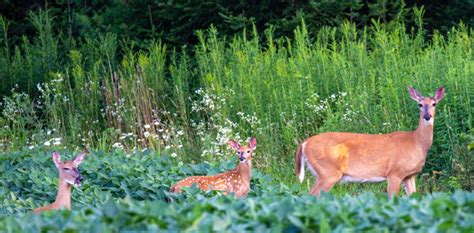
74,175 -> 83,187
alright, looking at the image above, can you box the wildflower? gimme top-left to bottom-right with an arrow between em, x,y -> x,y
171,153 -> 177,157
53,138 -> 61,145
44,141 -> 51,146
144,132 -> 151,138
112,142 -> 124,149
144,124 -> 151,129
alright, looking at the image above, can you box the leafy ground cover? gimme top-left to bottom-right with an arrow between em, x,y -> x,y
1,150 -> 473,232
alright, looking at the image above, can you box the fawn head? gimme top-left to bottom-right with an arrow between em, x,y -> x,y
52,152 -> 85,187
408,86 -> 445,125
228,138 -> 257,163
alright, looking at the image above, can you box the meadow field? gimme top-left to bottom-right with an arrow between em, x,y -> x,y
0,10 -> 473,231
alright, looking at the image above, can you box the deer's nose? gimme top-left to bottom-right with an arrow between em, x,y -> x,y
77,175 -> 84,182
423,114 -> 431,121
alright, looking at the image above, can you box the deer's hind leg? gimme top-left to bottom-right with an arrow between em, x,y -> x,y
309,170 -> 343,197
307,147 -> 344,197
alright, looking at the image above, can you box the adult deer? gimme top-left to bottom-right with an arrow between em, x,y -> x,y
33,152 -> 85,213
170,138 -> 256,198
296,87 -> 445,196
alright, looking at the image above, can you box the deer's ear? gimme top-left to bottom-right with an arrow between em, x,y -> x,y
73,153 -> 86,166
228,140 -> 240,150
248,138 -> 257,150
52,152 -> 62,168
408,86 -> 423,102
434,87 -> 445,102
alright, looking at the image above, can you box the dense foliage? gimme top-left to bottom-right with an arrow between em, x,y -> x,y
2,0 -> 474,47
0,150 -> 473,231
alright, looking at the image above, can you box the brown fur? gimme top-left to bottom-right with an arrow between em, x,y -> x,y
170,138 -> 256,198
296,87 -> 445,197
34,152 -> 85,213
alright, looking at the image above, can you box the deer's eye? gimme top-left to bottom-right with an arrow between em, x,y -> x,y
63,168 -> 70,171
432,103 -> 436,107
418,104 -> 423,107
247,150 -> 250,153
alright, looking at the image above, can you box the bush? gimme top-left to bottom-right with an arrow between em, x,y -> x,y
0,150 -> 473,231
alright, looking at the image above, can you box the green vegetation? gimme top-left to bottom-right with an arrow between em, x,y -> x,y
1,150 -> 473,231
2,1 -> 473,48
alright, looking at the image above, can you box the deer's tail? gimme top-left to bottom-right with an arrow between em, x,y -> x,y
296,141 -> 306,183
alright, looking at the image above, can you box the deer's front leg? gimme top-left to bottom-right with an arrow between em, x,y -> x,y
403,175 -> 417,195
387,176 -> 402,197
233,183 -> 250,198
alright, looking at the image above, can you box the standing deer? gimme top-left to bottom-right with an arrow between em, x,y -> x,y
170,138 -> 256,198
33,152 -> 85,213
296,87 -> 445,196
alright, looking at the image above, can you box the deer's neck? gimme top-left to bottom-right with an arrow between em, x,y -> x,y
236,161 -> 252,183
54,177 -> 72,210
414,115 -> 434,153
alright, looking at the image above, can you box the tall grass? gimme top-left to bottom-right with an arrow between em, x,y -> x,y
0,11 -> 472,187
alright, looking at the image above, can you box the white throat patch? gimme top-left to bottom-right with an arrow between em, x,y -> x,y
423,118 -> 434,125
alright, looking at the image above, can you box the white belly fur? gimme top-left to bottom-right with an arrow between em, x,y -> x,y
340,175 -> 386,183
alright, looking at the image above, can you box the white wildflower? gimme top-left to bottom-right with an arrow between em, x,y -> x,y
53,138 -> 61,145
112,142 -> 124,149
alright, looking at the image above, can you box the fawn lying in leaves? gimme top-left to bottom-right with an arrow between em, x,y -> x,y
170,138 -> 256,198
